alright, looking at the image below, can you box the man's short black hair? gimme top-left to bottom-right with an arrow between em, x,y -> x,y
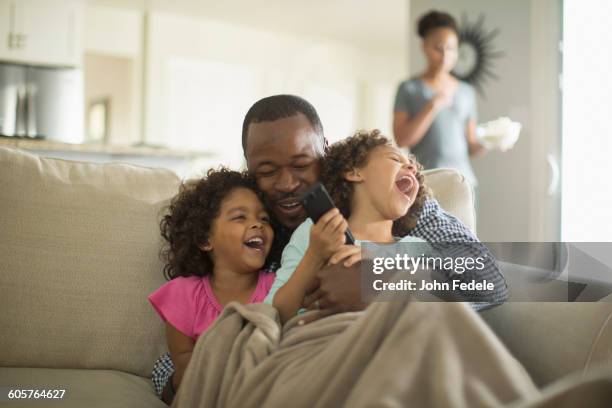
242,94 -> 325,156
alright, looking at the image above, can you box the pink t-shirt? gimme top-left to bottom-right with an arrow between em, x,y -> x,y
148,270 -> 275,340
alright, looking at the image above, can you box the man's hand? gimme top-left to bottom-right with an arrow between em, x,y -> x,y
299,259 -> 370,324
328,244 -> 362,268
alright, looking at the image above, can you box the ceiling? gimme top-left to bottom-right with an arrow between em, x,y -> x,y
88,0 -> 408,53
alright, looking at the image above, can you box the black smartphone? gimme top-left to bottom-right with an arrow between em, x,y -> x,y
299,183 -> 356,245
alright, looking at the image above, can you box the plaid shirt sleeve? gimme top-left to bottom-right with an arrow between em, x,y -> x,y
409,198 -> 509,310
151,352 -> 174,396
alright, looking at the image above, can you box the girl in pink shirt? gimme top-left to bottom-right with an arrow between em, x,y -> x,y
148,168 -> 276,402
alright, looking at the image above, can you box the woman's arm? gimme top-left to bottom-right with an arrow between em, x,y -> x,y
393,91 -> 451,148
166,322 -> 195,391
465,119 -> 486,157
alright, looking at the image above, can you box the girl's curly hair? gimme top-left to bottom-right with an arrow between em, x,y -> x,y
320,130 -> 431,237
159,167 -> 270,280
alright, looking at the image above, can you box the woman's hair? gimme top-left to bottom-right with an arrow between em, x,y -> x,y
417,10 -> 458,39
320,130 -> 431,236
159,167 -> 266,280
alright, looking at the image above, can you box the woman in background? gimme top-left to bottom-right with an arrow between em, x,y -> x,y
393,10 -> 487,190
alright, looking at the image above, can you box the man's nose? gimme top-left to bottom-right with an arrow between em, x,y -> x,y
275,168 -> 300,193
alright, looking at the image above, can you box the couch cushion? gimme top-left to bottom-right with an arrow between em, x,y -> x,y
0,367 -> 167,407
0,147 -> 180,377
482,302 -> 612,387
423,168 -> 475,232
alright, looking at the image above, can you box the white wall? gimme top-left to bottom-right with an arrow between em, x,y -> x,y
562,0 -> 612,241
83,53 -> 134,145
83,5 -> 143,145
88,0 -> 407,56
409,0 -> 562,242
84,5 -> 142,58
144,11 -> 406,171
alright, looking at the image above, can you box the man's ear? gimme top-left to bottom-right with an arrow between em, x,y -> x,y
344,168 -> 363,182
323,136 -> 330,155
199,241 -> 212,252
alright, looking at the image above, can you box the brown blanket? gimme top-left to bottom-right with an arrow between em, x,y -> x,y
173,296 -> 576,408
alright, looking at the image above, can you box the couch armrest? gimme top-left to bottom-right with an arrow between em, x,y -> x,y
423,168 -> 475,232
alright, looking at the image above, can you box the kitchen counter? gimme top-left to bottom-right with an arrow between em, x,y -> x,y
0,137 -> 212,159
0,137 -> 224,179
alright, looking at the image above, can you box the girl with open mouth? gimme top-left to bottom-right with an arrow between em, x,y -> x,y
266,130 -> 431,323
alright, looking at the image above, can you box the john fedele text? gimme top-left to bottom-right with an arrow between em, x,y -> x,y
370,253 -> 495,292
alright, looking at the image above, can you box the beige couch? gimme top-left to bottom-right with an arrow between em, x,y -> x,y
1,146 -> 610,407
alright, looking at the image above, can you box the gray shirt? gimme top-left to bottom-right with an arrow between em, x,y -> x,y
394,78 -> 478,186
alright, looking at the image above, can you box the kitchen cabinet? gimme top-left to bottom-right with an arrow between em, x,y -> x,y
0,1 -> 11,58
0,0 -> 83,67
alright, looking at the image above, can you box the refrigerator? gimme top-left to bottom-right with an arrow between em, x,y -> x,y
0,63 -> 83,143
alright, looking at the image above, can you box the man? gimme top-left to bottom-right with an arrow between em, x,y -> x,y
156,94 -> 507,401
242,94 -> 507,318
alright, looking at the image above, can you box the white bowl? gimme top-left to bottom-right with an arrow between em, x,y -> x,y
476,117 -> 522,151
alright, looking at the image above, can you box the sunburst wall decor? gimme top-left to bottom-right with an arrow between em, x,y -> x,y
452,13 -> 504,96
